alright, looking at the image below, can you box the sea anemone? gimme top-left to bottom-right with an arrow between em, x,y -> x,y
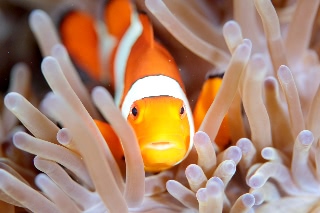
1,0 -> 320,212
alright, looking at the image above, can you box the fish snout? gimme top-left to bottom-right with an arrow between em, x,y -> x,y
139,135 -> 189,172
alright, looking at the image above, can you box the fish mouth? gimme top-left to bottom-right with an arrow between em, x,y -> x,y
145,142 -> 176,150
139,134 -> 186,151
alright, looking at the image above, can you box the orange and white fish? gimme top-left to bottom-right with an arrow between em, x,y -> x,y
59,0 -> 194,172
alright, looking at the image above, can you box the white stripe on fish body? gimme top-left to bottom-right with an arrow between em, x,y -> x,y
95,20 -> 116,83
114,8 -> 142,106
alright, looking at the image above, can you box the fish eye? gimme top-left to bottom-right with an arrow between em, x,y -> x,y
180,105 -> 185,115
131,106 -> 138,116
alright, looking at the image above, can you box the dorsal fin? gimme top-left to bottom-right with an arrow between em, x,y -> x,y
138,13 -> 154,48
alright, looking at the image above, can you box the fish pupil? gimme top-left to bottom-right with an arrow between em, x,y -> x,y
132,107 -> 138,116
180,106 -> 185,115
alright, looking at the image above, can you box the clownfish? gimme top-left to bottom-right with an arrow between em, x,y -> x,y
59,0 -> 194,172
193,73 -> 230,149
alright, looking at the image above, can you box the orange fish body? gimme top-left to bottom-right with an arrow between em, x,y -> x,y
60,0 -> 194,172
59,11 -> 101,80
193,74 -> 230,149
93,120 -> 125,172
